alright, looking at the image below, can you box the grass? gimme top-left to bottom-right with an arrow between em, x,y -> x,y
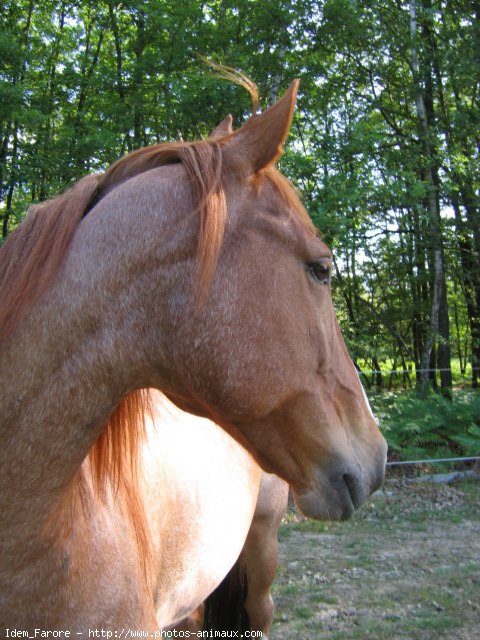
271,479 -> 480,639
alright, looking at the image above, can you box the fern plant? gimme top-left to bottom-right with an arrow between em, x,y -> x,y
369,390 -> 480,460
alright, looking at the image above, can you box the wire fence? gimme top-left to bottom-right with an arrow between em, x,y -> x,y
357,364 -> 479,391
358,372 -> 480,471
385,455 -> 480,483
358,366 -> 478,379
360,367 -> 469,375
386,456 -> 480,467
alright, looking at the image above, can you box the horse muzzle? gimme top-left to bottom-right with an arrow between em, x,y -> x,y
292,439 -> 387,521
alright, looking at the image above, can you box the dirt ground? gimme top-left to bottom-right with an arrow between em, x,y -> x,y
271,479 -> 480,640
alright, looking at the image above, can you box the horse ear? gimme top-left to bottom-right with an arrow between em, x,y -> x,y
210,114 -> 233,138
222,79 -> 299,175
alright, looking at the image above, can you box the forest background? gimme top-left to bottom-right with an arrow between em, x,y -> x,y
1,0 -> 479,460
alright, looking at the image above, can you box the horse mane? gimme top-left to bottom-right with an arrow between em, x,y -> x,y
82,388 -> 153,565
0,174 -> 101,346
0,80 -> 313,562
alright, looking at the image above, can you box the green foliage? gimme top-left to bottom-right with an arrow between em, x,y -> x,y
371,390 -> 480,460
1,0 -> 479,390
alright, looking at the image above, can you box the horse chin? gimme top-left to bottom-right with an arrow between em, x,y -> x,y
292,485 -> 355,522
292,467 -> 375,521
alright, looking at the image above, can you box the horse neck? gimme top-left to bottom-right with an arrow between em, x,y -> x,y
0,165 -> 194,539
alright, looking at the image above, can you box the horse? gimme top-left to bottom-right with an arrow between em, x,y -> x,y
0,78 -> 387,631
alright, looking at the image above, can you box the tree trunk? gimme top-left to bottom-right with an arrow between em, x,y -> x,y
71,13 -> 104,177
409,0 -> 451,396
132,10 -> 147,149
0,0 -> 34,236
108,0 -> 132,153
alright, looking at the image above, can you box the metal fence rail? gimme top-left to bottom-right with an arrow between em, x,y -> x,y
386,456 -> 480,467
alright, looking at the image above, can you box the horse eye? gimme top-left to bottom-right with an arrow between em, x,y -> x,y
306,261 -> 331,286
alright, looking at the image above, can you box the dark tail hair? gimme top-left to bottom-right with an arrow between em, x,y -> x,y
203,556 -> 251,634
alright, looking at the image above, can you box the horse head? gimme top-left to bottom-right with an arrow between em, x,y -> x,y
166,81 -> 387,521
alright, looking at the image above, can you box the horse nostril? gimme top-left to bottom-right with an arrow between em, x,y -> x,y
342,473 -> 363,510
